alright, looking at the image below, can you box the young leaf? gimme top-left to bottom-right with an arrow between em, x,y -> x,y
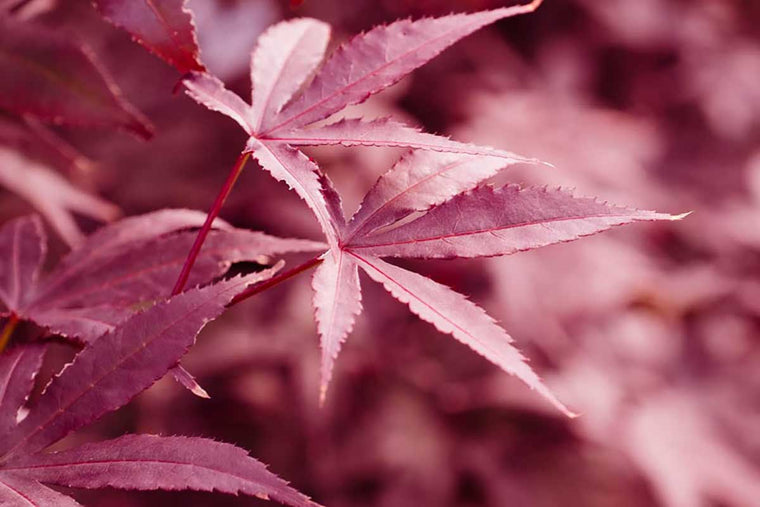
3,434 -> 315,506
350,252 -> 575,417
0,216 -> 45,313
0,472 -> 82,507
0,21 -> 152,138
264,1 -> 543,133
349,185 -> 687,258
0,344 -> 47,433
0,148 -> 120,248
92,0 -> 205,73
312,250 -> 362,402
251,18 -> 331,132
347,150 -> 509,239
0,272 -> 276,459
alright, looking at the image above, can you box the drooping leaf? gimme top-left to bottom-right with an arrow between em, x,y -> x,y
263,1 -> 543,133
312,250 -> 362,402
351,252 -> 575,417
0,343 -> 46,433
0,148 -> 120,248
0,21 -> 153,138
0,216 -> 45,313
92,0 -> 205,73
0,271 -> 276,459
249,138 -> 340,247
346,150 -> 508,240
3,434 -> 316,507
250,18 -> 330,131
0,472 -> 82,507
268,117 -> 539,163
349,185 -> 687,258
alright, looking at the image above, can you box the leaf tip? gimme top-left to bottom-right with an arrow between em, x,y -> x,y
670,211 -> 693,221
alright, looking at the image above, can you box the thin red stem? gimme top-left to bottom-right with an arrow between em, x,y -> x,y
172,151 -> 251,295
229,255 -> 323,307
0,313 -> 20,354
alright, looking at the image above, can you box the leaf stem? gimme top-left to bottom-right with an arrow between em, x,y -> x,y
229,255 -> 324,307
172,151 -> 251,295
0,314 -> 20,354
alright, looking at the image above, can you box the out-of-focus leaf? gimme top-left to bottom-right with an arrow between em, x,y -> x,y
92,0 -> 205,73
0,472 -> 82,506
4,434 -> 316,506
0,148 -> 120,248
0,343 -> 46,433
0,21 -> 152,138
0,216 -> 45,313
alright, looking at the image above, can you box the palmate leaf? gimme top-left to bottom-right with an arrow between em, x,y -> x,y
92,0 -> 205,73
182,4 -> 544,247
306,151 -> 685,413
0,275 -> 316,507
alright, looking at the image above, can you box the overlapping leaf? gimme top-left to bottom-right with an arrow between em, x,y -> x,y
183,3 -> 545,253
0,274 -> 316,506
181,2 -> 686,415
0,211 -> 324,343
92,0 -> 205,73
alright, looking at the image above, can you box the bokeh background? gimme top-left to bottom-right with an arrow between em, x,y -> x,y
1,0 -> 759,505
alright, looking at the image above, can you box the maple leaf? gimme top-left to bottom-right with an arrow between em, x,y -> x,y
182,2 -> 546,248
0,275 -> 317,507
91,0 -> 205,73
0,19 -> 153,139
0,211 -> 325,344
312,151 -> 686,415
179,4 -> 687,415
0,147 -> 120,248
